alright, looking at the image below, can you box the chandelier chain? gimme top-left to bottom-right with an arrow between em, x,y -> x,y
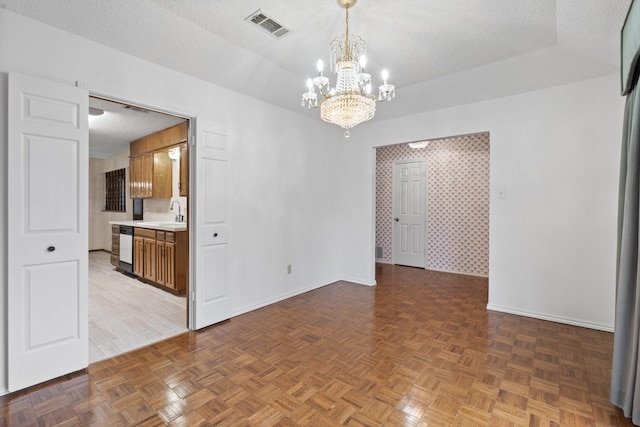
345,6 -> 350,59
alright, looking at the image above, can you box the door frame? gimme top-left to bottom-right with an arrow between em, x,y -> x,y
77,81 -> 197,329
391,159 -> 427,268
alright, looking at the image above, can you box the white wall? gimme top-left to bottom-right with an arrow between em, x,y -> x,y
0,6 -> 626,396
89,151 -> 134,251
0,9 -> 343,392
100,151 -> 134,251
89,158 -> 105,250
340,74 -> 624,331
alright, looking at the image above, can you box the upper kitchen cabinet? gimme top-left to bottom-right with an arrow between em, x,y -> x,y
153,151 -> 172,198
129,122 -> 188,199
130,153 -> 152,198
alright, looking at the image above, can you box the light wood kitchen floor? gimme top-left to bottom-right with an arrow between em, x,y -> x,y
89,251 -> 187,363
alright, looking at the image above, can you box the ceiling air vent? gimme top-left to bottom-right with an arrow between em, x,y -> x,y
245,10 -> 290,39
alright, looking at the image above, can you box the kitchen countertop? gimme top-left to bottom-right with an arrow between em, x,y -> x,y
109,220 -> 188,232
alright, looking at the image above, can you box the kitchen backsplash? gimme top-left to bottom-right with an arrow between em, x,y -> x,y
144,197 -> 187,222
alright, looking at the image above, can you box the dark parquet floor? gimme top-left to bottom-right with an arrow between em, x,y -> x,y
0,263 -> 633,426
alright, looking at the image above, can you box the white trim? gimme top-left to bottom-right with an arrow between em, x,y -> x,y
342,276 -> 377,286
486,304 -> 614,332
76,80 -> 197,119
371,147 -> 378,284
231,277 -> 341,317
426,266 -> 488,278
0,386 -> 8,397
375,259 -> 392,264
76,80 -> 199,331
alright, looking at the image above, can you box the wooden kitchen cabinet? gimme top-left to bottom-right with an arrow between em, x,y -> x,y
111,225 -> 120,267
156,231 -> 176,289
153,151 -> 172,198
129,153 -> 153,199
133,236 -> 144,277
164,242 -> 176,289
179,143 -> 188,197
161,122 -> 188,148
129,122 -> 186,199
133,227 -> 186,294
129,151 -> 172,199
135,228 -> 157,281
143,238 -> 156,281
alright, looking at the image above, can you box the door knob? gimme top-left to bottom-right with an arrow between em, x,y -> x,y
47,246 -> 55,252
394,218 -> 399,222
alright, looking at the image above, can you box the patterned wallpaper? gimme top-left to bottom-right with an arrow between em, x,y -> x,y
375,133 -> 490,276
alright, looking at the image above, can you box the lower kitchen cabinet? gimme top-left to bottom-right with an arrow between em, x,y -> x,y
133,236 -> 144,277
111,225 -> 120,267
133,227 -> 187,294
143,237 -> 157,282
156,231 -> 176,289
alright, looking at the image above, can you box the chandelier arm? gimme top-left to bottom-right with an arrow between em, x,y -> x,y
319,86 -> 331,97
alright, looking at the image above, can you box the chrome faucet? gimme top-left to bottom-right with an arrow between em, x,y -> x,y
170,201 -> 183,222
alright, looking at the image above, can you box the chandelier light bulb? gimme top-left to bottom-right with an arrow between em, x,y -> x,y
307,78 -> 314,92
317,59 -> 324,75
382,69 -> 389,85
359,55 -> 367,71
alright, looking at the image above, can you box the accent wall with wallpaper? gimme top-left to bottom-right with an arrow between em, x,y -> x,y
375,132 -> 490,277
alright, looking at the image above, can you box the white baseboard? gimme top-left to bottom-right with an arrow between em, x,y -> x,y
341,276 -> 377,286
426,266 -> 488,278
486,304 -> 614,332
231,277 -> 341,318
375,259 -> 392,264
0,386 -> 8,397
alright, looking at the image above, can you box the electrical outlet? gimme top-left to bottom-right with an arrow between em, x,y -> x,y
287,264 -> 292,274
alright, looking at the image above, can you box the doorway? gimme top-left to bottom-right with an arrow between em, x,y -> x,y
375,133 -> 490,277
88,96 -> 189,362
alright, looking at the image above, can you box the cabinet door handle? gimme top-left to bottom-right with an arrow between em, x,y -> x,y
213,233 -> 218,238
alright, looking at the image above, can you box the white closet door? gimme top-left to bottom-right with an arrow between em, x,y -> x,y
392,160 -> 426,268
7,72 -> 89,392
191,118 -> 232,329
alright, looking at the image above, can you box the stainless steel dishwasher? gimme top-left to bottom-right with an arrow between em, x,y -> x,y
119,225 -> 134,273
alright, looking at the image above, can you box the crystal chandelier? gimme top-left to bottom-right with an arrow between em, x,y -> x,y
301,0 -> 395,137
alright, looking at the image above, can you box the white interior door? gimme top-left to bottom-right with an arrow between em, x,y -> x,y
392,160 -> 426,268
190,118 -> 232,329
8,72 -> 89,392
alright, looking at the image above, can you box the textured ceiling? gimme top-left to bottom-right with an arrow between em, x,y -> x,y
2,0 -> 633,141
89,97 -> 185,159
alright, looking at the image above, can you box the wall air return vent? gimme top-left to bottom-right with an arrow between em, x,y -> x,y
245,10 -> 290,39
